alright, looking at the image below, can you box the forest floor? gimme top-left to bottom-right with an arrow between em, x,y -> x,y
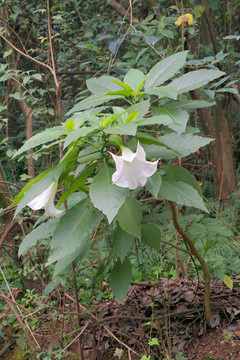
1,277 -> 240,360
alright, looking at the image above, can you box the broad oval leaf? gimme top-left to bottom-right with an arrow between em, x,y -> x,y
159,176 -> 208,212
170,69 -> 225,94
13,126 -> 66,158
144,51 -> 188,90
117,197 -> 142,239
66,94 -> 123,116
110,257 -> 132,303
89,162 -> 129,223
87,76 -> 122,94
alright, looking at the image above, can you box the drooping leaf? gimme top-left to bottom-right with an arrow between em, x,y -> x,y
110,257 -> 132,303
164,164 -> 202,195
145,85 -> 178,100
103,122 -> 137,136
141,224 -> 161,251
112,227 -> 134,262
86,76 -> 122,94
143,133 -> 213,160
168,100 -> 215,110
58,165 -> 94,206
53,241 -> 91,277
159,176 -> 208,211
18,218 -> 60,256
156,108 -> 189,134
108,35 -> 123,54
144,51 -> 188,89
146,171 -> 162,198
66,94 -> 124,116
136,114 -> 173,127
170,69 -> 225,94
63,127 -> 93,149
46,199 -> 101,265
89,162 -> 129,223
13,126 -> 66,158
117,197 -> 142,239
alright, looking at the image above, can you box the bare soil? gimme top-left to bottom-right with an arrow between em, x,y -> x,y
1,277 -> 240,360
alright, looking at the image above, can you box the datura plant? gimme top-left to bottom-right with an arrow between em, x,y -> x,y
12,51 -> 224,302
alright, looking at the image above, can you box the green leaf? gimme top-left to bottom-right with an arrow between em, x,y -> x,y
107,134 -> 123,147
89,163 -> 128,223
223,275 -> 233,290
112,227 -> 134,262
145,85 -> 178,100
110,257 -> 132,303
136,114 -> 172,127
3,49 -> 13,58
53,241 -> 91,277
77,146 -> 101,163
164,164 -> 202,195
63,126 -> 93,149
10,92 -> 21,100
18,218 -> 59,256
66,94 -> 124,116
128,100 -> 150,122
103,122 -> 137,136
168,100 -> 215,110
46,199 -> 100,265
148,338 -> 159,346
124,68 -> 145,92
64,119 -> 75,131
125,111 -> 140,123
201,218 -> 233,236
144,51 -> 188,89
141,224 -> 161,251
58,165 -> 94,206
146,171 -> 162,197
117,197 -> 142,239
87,76 -> 122,94
111,79 -> 133,91
144,133 -> 213,160
13,126 -> 66,158
171,69 -> 225,94
156,108 -> 189,134
159,176 -> 208,211
107,89 -> 133,97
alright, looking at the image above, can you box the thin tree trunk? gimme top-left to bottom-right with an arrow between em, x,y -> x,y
106,0 -> 130,19
188,0 -> 236,201
192,90 -> 235,201
1,8 -> 35,178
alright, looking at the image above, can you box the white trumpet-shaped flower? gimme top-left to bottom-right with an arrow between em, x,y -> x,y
27,182 -> 63,217
109,142 -> 158,190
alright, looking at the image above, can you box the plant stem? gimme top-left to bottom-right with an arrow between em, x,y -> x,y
168,201 -> 211,325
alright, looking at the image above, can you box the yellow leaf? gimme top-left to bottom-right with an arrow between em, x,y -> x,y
223,275 -> 233,290
175,13 -> 193,27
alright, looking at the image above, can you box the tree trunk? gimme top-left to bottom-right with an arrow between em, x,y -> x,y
188,0 -> 236,201
1,8 -> 35,178
192,91 -> 235,201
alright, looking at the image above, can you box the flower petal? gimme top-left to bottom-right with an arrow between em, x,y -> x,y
27,183 -> 55,210
44,203 -> 64,217
27,182 -> 63,217
110,142 -> 159,190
